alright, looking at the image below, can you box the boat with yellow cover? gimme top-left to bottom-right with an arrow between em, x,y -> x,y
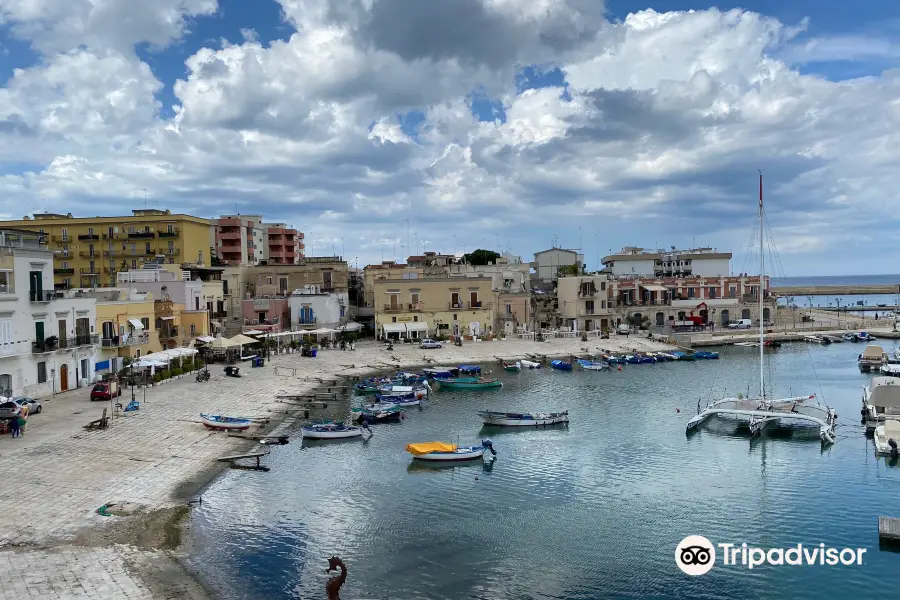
405,439 -> 496,461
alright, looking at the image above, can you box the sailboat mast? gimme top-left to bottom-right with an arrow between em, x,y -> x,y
759,171 -> 765,399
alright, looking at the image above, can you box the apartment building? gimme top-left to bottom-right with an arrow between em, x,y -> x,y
212,215 -> 305,266
0,229 -> 101,397
532,248 -> 584,284
288,285 -> 348,328
602,246 -> 732,278
93,291 -> 159,375
0,209 -> 212,290
374,276 -> 496,340
557,275 -> 613,332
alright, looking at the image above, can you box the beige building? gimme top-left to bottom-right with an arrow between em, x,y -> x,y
497,292 -> 531,337
557,275 -> 613,332
374,276 -> 496,340
362,261 -> 423,315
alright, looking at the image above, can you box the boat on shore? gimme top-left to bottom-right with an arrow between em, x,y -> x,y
520,359 -> 542,369
550,360 -> 572,371
200,414 -> 252,431
577,359 -> 609,371
438,377 -> 502,390
477,410 -> 569,426
405,439 -> 496,461
302,422 -> 368,439
502,361 -> 521,372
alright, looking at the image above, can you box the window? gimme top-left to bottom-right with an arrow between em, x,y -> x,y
411,292 -> 419,305
88,244 -> 95,256
729,287 -> 737,298
0,271 -> 10,294
136,349 -> 141,358
131,260 -> 137,269
266,277 -> 273,285
190,324 -> 196,335
61,228 -> 68,240
167,224 -> 174,233
709,288 -> 717,299
412,315 -> 417,322
63,278 -> 70,288
144,225 -> 151,233
37,362 -> 47,384
601,281 -> 606,291
687,287 -> 695,298
586,300 -> 595,313
340,306 -> 346,318
392,316 -> 397,323
130,243 -> 136,253
62,261 -> 68,269
0,320 -> 11,344
168,241 -> 174,252
601,300 -> 607,309
88,227 -> 94,236
145,242 -> 151,254
506,304 -> 512,315
89,260 -> 95,274
62,245 -> 69,256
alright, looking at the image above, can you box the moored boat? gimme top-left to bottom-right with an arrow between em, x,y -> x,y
438,377 -> 502,390
874,419 -> 900,456
520,359 -> 542,369
842,333 -> 859,342
458,365 -> 482,376
423,367 -> 458,379
353,409 -> 402,424
477,410 -> 569,426
502,361 -> 521,372
576,359 -> 609,371
859,345 -> 888,373
550,360 -> 573,371
405,439 -> 496,461
200,414 -> 252,431
672,351 -> 695,361
302,422 -> 367,439
694,351 -> 719,360
859,332 -> 877,342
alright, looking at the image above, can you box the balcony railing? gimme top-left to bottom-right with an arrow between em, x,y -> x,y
101,334 -> 149,348
32,334 -> 99,354
158,229 -> 180,238
449,302 -> 491,310
54,268 -> 75,275
164,248 -> 180,256
51,235 -> 70,242
79,251 -> 100,258
29,289 -> 54,302
128,231 -> 155,239
158,328 -> 180,339
78,234 -> 99,241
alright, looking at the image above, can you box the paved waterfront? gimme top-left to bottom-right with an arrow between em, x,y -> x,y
0,335 -> 672,599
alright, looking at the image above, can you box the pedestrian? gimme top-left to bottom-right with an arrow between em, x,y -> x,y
16,414 -> 25,436
19,404 -> 28,433
8,415 -> 19,438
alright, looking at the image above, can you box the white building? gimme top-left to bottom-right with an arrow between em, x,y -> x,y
288,285 -> 348,328
0,229 -> 101,397
117,266 -> 204,310
532,248 -> 584,283
445,255 -> 531,293
602,246 -> 732,278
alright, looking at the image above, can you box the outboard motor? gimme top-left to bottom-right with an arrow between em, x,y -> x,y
889,438 -> 898,458
481,438 -> 496,456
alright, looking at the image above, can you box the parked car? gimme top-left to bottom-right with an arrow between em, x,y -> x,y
12,397 -> 41,414
0,401 -> 20,419
90,382 -> 121,401
420,338 -> 442,349
728,319 -> 753,329
616,324 -> 631,335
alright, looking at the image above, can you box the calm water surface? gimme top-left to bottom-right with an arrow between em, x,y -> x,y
186,341 -> 900,599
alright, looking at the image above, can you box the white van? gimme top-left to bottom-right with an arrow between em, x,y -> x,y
616,323 -> 631,335
728,319 -> 753,329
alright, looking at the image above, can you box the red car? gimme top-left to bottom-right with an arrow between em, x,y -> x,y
90,382 -> 121,401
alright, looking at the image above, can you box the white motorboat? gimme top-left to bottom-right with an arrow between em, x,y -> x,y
477,410 -> 568,426
520,360 -> 542,369
686,173 -> 836,447
735,342 -> 759,347
873,419 -> 900,456
862,377 -> 900,434
576,359 -> 609,371
405,439 -> 496,461
881,364 -> 900,377
301,422 -> 368,439
859,345 -> 888,373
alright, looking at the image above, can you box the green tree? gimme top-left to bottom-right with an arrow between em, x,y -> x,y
462,249 -> 501,266
210,247 -> 226,267
557,264 -> 579,277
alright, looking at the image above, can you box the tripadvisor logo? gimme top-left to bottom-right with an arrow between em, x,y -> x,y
675,536 -> 867,575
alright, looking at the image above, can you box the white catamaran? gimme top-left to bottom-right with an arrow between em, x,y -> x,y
686,172 -> 837,446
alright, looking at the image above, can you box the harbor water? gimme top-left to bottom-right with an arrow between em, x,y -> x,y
186,341 -> 900,599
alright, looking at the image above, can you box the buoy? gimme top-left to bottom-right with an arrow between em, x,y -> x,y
475,476 -> 479,481
617,365 -> 623,371
676,408 -> 680,413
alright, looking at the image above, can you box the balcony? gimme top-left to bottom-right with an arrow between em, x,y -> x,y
158,327 -> 180,340
101,334 -> 149,348
164,248 -> 180,256
29,289 -> 54,302
384,304 -> 404,313
102,233 -> 122,240
54,268 -> 75,275
32,334 -> 99,354
128,231 -> 155,239
51,234 -> 71,243
158,228 -> 180,238
80,267 -> 100,276
449,302 -> 491,310
79,251 -> 100,258
499,313 -> 517,320
78,234 -> 99,241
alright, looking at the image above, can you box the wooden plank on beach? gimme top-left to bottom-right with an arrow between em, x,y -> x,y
879,517 -> 900,540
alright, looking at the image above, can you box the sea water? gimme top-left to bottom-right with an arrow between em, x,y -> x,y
185,341 -> 900,599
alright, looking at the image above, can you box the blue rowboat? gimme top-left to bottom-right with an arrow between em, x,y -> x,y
458,365 -> 482,375
423,367 -> 458,379
577,359 -> 609,371
550,360 -> 572,371
200,414 -> 251,431
694,351 -> 720,359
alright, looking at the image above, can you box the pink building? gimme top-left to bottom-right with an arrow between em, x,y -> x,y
242,297 -> 290,334
266,225 -> 301,264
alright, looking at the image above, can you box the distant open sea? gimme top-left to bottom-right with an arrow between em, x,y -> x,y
772,274 -> 900,287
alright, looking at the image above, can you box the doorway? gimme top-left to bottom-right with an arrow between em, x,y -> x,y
60,364 -> 68,392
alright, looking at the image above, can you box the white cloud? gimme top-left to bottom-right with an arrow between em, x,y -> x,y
0,3 -> 898,273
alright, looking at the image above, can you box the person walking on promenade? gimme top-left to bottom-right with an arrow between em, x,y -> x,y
8,413 -> 20,438
19,404 -> 28,433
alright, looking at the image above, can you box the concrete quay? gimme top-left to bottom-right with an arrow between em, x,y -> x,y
0,334 -> 675,600
772,284 -> 899,296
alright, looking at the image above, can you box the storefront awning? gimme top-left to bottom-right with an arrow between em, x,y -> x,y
128,318 -> 144,329
160,316 -> 175,321
642,284 -> 669,292
405,322 -> 427,333
382,322 -> 406,333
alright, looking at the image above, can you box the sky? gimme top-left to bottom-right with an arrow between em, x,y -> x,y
0,1 -> 898,275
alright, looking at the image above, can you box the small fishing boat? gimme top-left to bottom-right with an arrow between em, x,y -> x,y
804,335 -> 830,345
636,354 -> 656,364
823,335 -> 844,343
603,354 -> 625,365
458,365 -> 482,375
881,364 -> 900,377
659,352 -> 678,360
438,377 -> 503,390
672,351 -> 695,361
377,384 -> 429,398
859,332 -> 877,342
577,359 -> 609,371
423,367 -> 458,379
200,414 -> 252,431
406,439 -> 496,461
520,359 -> 542,369
842,333 -> 859,343
694,351 -> 719,360
502,361 -> 521,372
647,352 -> 671,362
354,409 -> 402,424
374,394 -> 421,407
352,402 -> 401,413
478,410 -> 569,426
302,422 -> 367,439
763,340 -> 782,349
550,360 -> 573,371
395,371 -> 427,383
735,341 -> 759,347
873,419 -> 900,456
